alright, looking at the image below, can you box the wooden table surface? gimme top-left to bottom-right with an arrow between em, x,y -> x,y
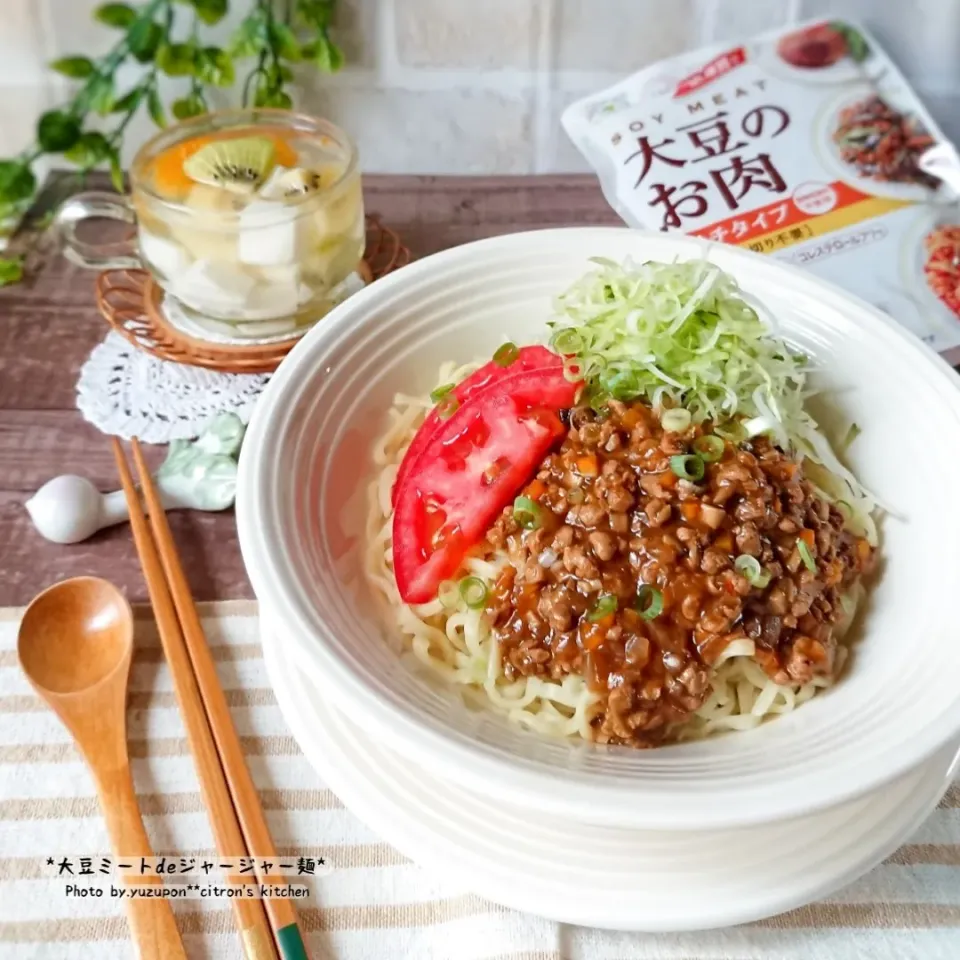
0,171 -> 619,607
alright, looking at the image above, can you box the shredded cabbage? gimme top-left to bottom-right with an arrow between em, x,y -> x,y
548,256 -> 879,530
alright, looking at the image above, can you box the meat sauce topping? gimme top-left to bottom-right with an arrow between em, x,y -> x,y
484,400 -> 876,747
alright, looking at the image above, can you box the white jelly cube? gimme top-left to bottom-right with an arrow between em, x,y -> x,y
241,279 -> 301,320
238,199 -> 300,266
173,260 -> 257,316
139,230 -> 190,278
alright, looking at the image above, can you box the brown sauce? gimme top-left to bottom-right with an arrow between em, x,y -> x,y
483,400 -> 875,747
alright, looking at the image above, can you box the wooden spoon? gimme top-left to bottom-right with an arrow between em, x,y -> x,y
17,577 -> 187,959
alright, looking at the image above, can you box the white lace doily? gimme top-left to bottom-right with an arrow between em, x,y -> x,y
77,331 -> 270,443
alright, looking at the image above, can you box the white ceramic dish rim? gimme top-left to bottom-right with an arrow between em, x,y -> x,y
260,607 -> 960,932
238,226 -> 960,830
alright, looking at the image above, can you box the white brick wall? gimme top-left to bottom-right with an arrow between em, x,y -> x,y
2,0 -> 959,174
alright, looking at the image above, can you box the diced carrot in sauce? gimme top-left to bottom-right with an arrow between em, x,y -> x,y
856,538 -> 872,563
525,478 -> 546,500
680,502 -> 700,522
620,407 -> 644,429
581,614 -> 614,651
576,455 -> 599,477
713,531 -> 734,553
799,528 -> 816,550
582,631 -> 605,652
659,469 -> 678,488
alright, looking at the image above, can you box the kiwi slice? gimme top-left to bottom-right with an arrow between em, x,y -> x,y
183,136 -> 276,194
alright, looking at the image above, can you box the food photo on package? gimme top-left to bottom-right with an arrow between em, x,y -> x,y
563,18 -> 960,363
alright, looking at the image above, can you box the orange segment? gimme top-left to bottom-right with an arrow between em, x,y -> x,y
147,128 -> 299,200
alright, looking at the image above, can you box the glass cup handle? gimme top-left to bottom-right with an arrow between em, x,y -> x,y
54,191 -> 141,270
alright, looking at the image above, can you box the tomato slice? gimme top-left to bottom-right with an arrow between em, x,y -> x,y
391,345 -> 559,504
392,363 -> 579,604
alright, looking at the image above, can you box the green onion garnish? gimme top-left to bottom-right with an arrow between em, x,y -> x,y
563,359 -> 584,383
436,395 -> 459,420
552,328 -> 583,355
459,576 -> 489,609
715,421 -> 747,444
492,342 -> 519,367
797,539 -> 817,572
430,383 -> 455,404
660,408 -> 691,433
734,554 -> 771,589
635,584 -> 663,620
587,594 -> 618,621
693,435 -> 725,462
670,454 -> 705,482
438,580 -> 459,610
512,495 -> 542,530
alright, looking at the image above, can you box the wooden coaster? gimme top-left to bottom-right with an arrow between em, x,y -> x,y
95,215 -> 411,374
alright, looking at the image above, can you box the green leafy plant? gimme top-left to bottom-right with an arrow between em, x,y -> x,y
0,0 -> 342,285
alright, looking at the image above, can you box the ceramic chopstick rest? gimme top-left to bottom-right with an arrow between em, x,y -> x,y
25,413 -> 246,544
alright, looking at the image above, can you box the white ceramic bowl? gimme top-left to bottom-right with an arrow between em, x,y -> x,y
237,227 -> 960,830
261,607 -> 960,931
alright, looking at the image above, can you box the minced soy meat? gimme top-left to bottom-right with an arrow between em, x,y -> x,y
484,400 -> 875,747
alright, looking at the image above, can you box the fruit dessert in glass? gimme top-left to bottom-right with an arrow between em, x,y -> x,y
58,109 -> 364,341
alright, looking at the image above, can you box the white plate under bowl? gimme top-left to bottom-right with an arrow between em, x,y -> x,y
261,610 -> 960,932
237,226 -> 960,831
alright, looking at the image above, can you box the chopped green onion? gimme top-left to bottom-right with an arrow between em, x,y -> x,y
492,342 -> 519,367
551,328 -> 583,355
635,585 -> 663,620
436,395 -> 459,420
512,495 -> 542,530
693,435 -> 725,462
797,539 -> 817,572
587,594 -> 618,621
438,580 -> 459,610
660,408 -> 692,432
563,359 -> 584,383
430,383 -> 455,404
734,554 -> 771,588
714,421 -> 747,444
670,454 -> 705,482
459,576 -> 489,609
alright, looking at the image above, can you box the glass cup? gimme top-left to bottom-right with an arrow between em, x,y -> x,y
56,109 -> 364,341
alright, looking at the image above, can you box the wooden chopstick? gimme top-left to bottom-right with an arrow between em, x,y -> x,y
112,439 -> 280,960
129,438 -> 312,960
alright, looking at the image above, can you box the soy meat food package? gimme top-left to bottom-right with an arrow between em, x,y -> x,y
563,19 -> 960,359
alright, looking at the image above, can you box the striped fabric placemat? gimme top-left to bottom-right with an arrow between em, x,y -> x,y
0,602 -> 957,960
